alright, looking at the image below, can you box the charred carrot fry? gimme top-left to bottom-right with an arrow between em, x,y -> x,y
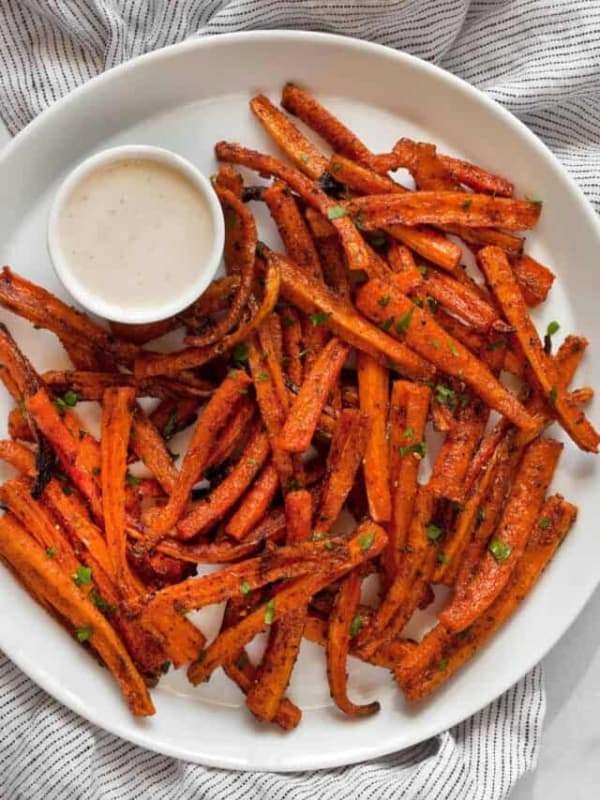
554,335 -> 588,390
205,395 -> 255,469
281,306 -> 304,385
226,462 -> 280,540
250,93 -> 329,179
314,409 -> 370,533
386,242 -> 424,292
177,422 -> 270,539
101,387 -> 142,598
477,246 -> 599,452
355,278 -> 536,432
278,338 -> 351,453
347,193 -> 541,232
398,495 -> 576,701
260,247 -> 435,381
357,354 -> 391,522
438,154 -> 514,197
258,312 -> 290,412
149,396 -> 200,441
511,254 -> 555,307
8,406 -> 32,441
0,514 -> 154,715
263,181 -> 323,278
130,404 -> 178,495
187,521 -> 388,685
284,489 -> 313,543
571,386 -> 594,406
327,569 -> 380,717
386,224 -> 461,273
0,439 -> 36,474
143,369 -> 250,536
441,223 -> 524,254
440,437 -> 563,633
427,404 -> 487,505
419,267 -> 508,333
215,141 -> 371,272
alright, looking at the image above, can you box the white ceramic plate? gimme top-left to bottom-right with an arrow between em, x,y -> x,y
0,31 -> 599,772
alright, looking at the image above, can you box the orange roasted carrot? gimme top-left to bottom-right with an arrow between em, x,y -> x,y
511,254 -> 555,307
281,306 -> 304,385
187,521 -> 388,685
347,193 -> 542,232
130,404 -> 178,495
355,278 -> 536,432
327,569 -> 380,717
284,489 -> 313,543
478,246 -> 599,452
314,409 -> 370,534
440,437 -> 563,633
177,422 -> 270,539
282,82 -> 375,166
215,141 -> 371,272
7,406 -> 32,441
149,396 -> 200,440
278,338 -> 351,453
554,335 -> 588,390
260,247 -> 434,381
0,439 -> 36,474
143,369 -> 250,536
258,312 -> 291,413
386,241 -> 425,292
263,181 -> 323,278
205,395 -> 255,470
250,93 -> 329,179
438,154 -> 514,197
225,462 -> 280,540
0,514 -> 154,715
100,387 -> 141,598
398,495 -> 576,701
357,353 -> 391,522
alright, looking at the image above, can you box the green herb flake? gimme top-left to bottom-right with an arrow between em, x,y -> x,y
377,295 -> 391,307
426,297 -> 439,314
90,589 -> 116,613
349,614 -> 363,638
240,580 -> 251,596
488,538 -> 512,563
435,383 -> 457,408
416,264 -> 429,277
546,320 -> 560,337
426,524 -> 443,543
395,307 -> 414,334
549,385 -> 558,406
438,657 -> 449,671
75,626 -> 93,643
300,154 -> 310,164
45,546 -> 57,558
456,627 -> 472,640
126,473 -> 142,486
539,517 -> 551,530
62,390 -> 79,407
309,311 -> 332,327
448,341 -> 459,356
323,540 -> 336,551
403,425 -> 415,439
282,316 -> 295,328
358,532 -> 376,551
257,371 -> 270,383
232,342 -> 249,363
327,206 -> 348,221
331,162 -> 343,174
461,199 -> 473,212
399,441 -> 426,459
162,411 -> 178,440
91,466 -> 101,476
430,338 -> 442,350
235,652 -> 250,670
311,531 -> 324,542
437,552 -> 450,565
286,478 -> 302,493
354,209 -> 366,231
476,508 -> 486,528
72,565 -> 92,586
264,598 -> 276,625
526,195 -> 543,205
378,316 -> 394,332
487,339 -> 507,351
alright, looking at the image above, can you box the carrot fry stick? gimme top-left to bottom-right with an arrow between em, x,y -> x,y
347,193 -> 541,232
205,396 -> 255,470
214,141 -> 371,272
327,569 -> 380,717
511,254 -> 555,307
278,338 -> 350,453
187,521 -> 387,685
570,387 -> 594,406
130,404 -> 178,495
150,396 -> 200,441
314,409 -> 370,534
143,369 -> 250,536
282,83 -> 375,166
0,514 -> 154,715
355,278 -> 536,432
8,406 -> 33,442
263,181 -> 323,278
100,387 -> 142,597
0,439 -> 36,474
438,154 -> 514,197
554,335 -> 588,390
225,462 -> 279,541
477,246 -> 599,452
397,495 -> 576,701
260,247 -> 435,381
356,354 -> 391,522
419,267 -> 508,333
250,94 -> 329,179
284,489 -> 313,543
441,223 -> 524,254
177,422 -> 270,539
386,224 -> 461,273
281,306 -> 304,385
258,313 -> 290,413
427,405 -> 487,505
440,437 -> 563,633
386,241 -> 425,293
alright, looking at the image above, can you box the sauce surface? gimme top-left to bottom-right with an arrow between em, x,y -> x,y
59,158 -> 213,312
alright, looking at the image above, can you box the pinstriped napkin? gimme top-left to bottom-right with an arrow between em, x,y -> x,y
0,2 -> 598,798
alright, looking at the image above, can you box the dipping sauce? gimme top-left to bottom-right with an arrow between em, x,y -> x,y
58,158 -> 214,315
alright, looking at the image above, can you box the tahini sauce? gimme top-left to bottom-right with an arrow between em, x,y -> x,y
59,158 -> 213,311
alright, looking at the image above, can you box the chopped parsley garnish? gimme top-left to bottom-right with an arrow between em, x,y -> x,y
416,264 -> 429,277
437,552 -> 450,565
45,546 -> 57,558
62,485 -> 73,496
286,477 -> 302,493
75,626 -> 93,643
235,652 -> 250,670
354,210 -> 366,230
256,371 -> 270,383
331,162 -> 343,174
309,311 -> 332,326
264,598 -> 276,625
240,580 -> 251,596
487,339 -> 507,351
426,524 -> 443,543
327,206 -> 348,220
282,316 -> 295,328
55,390 -> 79,410
72,566 -> 92,586
546,321 -> 560,337
539,517 -> 551,529
358,532 -> 376,551
438,657 -> 449,671
126,473 -> 141,486
448,341 -> 459,356
311,531 -> 325,542
378,295 -> 391,307
461,199 -> 473,211
488,538 -> 512,563
246,458 -> 258,467
378,316 -> 394,331
323,540 -> 335,551
395,307 -> 414,334
476,508 -> 486,528
350,614 -> 364,638
430,338 -> 441,349
399,441 -> 426,458
427,297 -> 439,314
403,425 -> 415,439
549,385 -> 558,406
434,383 -> 457,408
232,342 -> 249,364
162,411 -> 178,440
90,589 -> 116,613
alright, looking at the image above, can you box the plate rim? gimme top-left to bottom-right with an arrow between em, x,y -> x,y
1,29 -> 599,772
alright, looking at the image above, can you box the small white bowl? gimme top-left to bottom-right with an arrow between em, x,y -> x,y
47,144 -> 224,324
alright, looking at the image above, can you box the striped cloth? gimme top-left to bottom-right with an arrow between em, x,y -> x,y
0,1 -> 597,798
